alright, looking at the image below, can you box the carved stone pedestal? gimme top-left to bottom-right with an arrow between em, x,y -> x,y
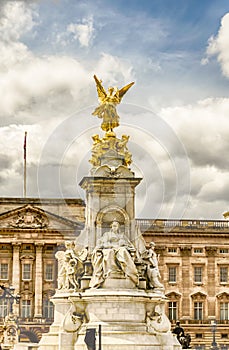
72,289 -> 180,350
38,293 -> 76,350
38,288 -> 181,350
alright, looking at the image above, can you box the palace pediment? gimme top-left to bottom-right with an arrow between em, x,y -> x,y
0,204 -> 82,232
216,292 -> 229,300
166,291 -> 182,300
190,291 -> 207,300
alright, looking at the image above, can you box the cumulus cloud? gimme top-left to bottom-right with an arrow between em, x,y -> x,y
161,97 -> 229,169
0,1 -> 36,70
204,12 -> 229,78
95,53 -> 134,85
0,1 -> 228,221
0,1 -> 37,42
67,16 -> 94,47
0,1 -> 136,200
160,97 -> 229,217
0,55 -> 91,118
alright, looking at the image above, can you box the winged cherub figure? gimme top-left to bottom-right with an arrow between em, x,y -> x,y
92,75 -> 134,132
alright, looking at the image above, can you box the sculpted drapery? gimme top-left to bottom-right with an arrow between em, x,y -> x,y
89,221 -> 139,288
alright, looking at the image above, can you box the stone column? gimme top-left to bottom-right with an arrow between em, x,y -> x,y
12,243 -> 21,315
34,243 -> 43,318
180,246 -> 192,318
206,246 -> 217,317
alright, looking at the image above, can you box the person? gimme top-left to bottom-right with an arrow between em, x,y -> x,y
172,321 -> 185,343
90,220 -> 139,288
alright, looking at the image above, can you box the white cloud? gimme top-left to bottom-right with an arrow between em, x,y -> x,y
205,12 -> 229,78
0,1 -> 36,70
0,55 -> 91,117
67,17 -> 94,47
0,2 -> 137,200
161,97 -> 229,168
1,1 -> 228,220
160,97 -> 229,217
95,53 -> 134,85
0,1 -> 37,42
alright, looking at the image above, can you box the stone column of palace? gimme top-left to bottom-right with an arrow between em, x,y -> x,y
12,243 -> 21,315
180,246 -> 192,319
34,243 -> 44,318
206,246 -> 217,317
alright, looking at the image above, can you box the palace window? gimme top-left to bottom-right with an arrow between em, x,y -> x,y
45,264 -> 54,281
22,264 -> 32,280
194,248 -> 203,254
0,263 -> 9,280
168,301 -> 177,320
220,267 -> 228,283
168,248 -> 177,253
0,300 -> 8,317
221,333 -> 228,338
168,267 -> 177,283
43,299 -> 54,319
194,266 -> 202,283
220,303 -> 229,321
195,334 -> 203,338
220,248 -> 229,254
21,300 -> 31,318
194,302 -> 203,320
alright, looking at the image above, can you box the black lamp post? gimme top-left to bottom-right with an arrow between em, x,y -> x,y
210,320 -> 219,350
0,285 -> 20,314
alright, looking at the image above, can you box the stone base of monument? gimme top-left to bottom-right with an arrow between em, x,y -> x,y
38,288 -> 181,350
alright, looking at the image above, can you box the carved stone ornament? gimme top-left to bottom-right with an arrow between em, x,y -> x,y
9,208 -> 48,229
180,246 -> 192,257
4,313 -> 19,345
205,246 -> 217,256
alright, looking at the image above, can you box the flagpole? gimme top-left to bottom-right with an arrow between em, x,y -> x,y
24,131 -> 27,198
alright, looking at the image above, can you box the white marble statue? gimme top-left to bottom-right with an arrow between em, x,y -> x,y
89,220 -> 139,288
62,304 -> 84,333
141,242 -> 164,290
55,241 -> 88,290
146,304 -> 171,334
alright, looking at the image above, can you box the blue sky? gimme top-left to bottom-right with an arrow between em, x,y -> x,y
1,0 -> 229,220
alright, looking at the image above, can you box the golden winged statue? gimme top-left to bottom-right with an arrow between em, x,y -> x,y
92,75 -> 134,132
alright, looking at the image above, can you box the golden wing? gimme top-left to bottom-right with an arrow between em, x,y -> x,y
118,81 -> 135,101
93,75 -> 107,102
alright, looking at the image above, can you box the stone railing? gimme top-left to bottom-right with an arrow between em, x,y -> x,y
136,219 -> 229,231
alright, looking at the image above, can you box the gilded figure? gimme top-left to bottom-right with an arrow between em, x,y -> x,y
92,75 -> 134,132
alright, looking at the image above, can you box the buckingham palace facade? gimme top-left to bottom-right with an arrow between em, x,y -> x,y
0,197 -> 229,349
